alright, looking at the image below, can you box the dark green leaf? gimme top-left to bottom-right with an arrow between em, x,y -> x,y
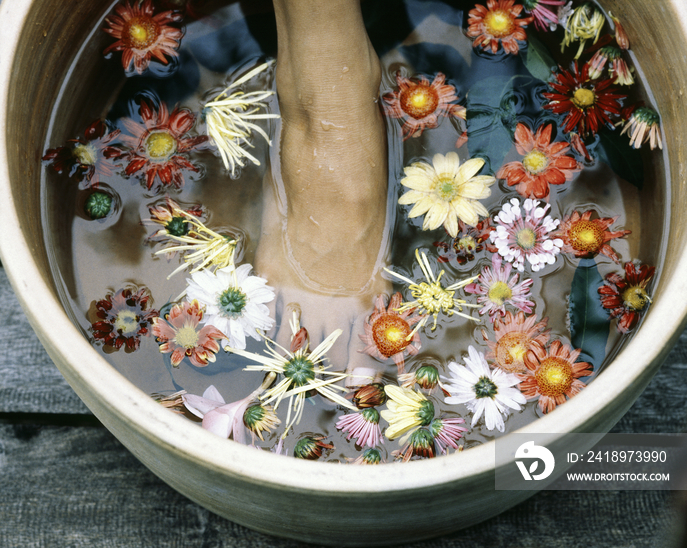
596,129 -> 644,190
568,258 -> 610,369
523,34 -> 556,83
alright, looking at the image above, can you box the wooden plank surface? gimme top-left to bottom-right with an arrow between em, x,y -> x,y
1,264 -> 686,547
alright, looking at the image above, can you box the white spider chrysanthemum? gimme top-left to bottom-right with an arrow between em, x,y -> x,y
441,345 -> 526,432
226,312 -> 355,435
185,263 -> 275,350
204,60 -> 280,175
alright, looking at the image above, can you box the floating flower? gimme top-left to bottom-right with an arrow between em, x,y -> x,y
102,0 -> 183,75
518,340 -> 592,413
465,253 -> 535,318
522,0 -> 565,32
430,417 -> 468,454
490,198 -> 563,272
381,385 -> 435,442
144,197 -> 205,249
204,61 -> 279,175
352,383 -> 387,409
119,100 -> 208,192
610,12 -> 630,50
435,218 -> 497,266
226,313 -> 354,434
185,263 -> 275,350
384,249 -> 480,331
398,363 -> 440,392
588,46 -> 634,86
359,292 -> 421,374
91,287 -> 158,351
382,72 -> 463,140
442,345 -> 526,432
483,310 -> 550,373
336,408 -> 383,448
496,123 -> 580,199
543,62 -> 627,137
467,0 -> 533,55
243,403 -> 280,441
598,260 -> 655,333
560,2 -> 604,59
351,448 -> 383,465
620,107 -> 662,150
294,436 -> 334,460
393,428 -> 435,462
554,210 -> 630,263
183,384 -> 252,443
152,300 -> 225,367
154,207 -> 238,278
42,120 -> 122,186
84,191 -> 114,220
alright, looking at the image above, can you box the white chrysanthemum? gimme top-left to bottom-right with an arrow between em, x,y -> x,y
185,263 -> 275,350
399,152 -> 495,238
441,345 -> 526,432
490,198 -> 563,272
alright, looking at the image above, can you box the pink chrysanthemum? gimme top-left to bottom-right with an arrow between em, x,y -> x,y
465,253 -> 535,319
359,292 -> 422,374
382,72 -> 464,140
467,0 -> 533,55
518,340 -> 593,414
103,0 -> 183,75
522,0 -> 565,31
490,198 -> 563,272
598,261 -> 655,334
430,417 -> 468,455
152,300 -> 225,367
336,408 -> 383,448
119,100 -> 208,192
554,210 -> 630,263
483,310 -> 550,374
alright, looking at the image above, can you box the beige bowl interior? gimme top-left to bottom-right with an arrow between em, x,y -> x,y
1,0 -> 687,545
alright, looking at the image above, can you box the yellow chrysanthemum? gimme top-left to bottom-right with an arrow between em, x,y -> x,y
380,385 -> 435,441
399,152 -> 495,238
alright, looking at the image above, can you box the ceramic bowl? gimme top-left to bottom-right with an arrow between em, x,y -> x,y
1,0 -> 686,545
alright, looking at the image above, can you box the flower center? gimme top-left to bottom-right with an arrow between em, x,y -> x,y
174,324 -> 199,349
496,332 -> 529,373
284,355 -> 316,387
145,131 -> 177,160
400,84 -> 440,120
412,281 -> 455,316
243,404 -> 265,429
165,216 -> 190,237
572,87 -> 596,109
473,376 -> 498,399
522,150 -> 549,175
371,314 -> 411,357
484,9 -> 515,37
73,143 -> 97,166
568,220 -> 604,254
535,357 -> 573,397
416,400 -> 435,426
361,407 -> 380,424
621,286 -> 650,311
217,287 -> 247,319
123,17 -> 159,49
456,235 -> 477,253
434,175 -> 460,201
114,310 -> 139,335
487,281 -> 513,306
515,227 -> 537,250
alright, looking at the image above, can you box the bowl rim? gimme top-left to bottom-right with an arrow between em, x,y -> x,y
1,0 -> 687,495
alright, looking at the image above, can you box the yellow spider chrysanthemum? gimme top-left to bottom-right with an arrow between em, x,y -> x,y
204,60 -> 280,175
561,3 -> 605,59
399,152 -> 495,238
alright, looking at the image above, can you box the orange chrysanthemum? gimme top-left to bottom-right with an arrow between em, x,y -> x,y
103,0 -> 183,75
467,0 -> 533,55
497,123 -> 580,199
518,340 -> 593,413
554,210 -> 631,263
359,292 -> 422,374
383,72 -> 464,140
483,310 -> 550,373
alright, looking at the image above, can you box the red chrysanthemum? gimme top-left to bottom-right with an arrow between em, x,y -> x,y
497,123 -> 580,199
543,62 -> 627,137
554,210 -> 631,263
519,339 -> 593,413
598,261 -> 655,333
382,72 -> 464,140
42,120 -> 122,186
467,0 -> 533,55
91,287 -> 159,351
483,310 -> 550,373
119,101 -> 208,192
152,300 -> 225,367
103,0 -> 183,75
434,217 -> 497,266
359,292 -> 422,374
